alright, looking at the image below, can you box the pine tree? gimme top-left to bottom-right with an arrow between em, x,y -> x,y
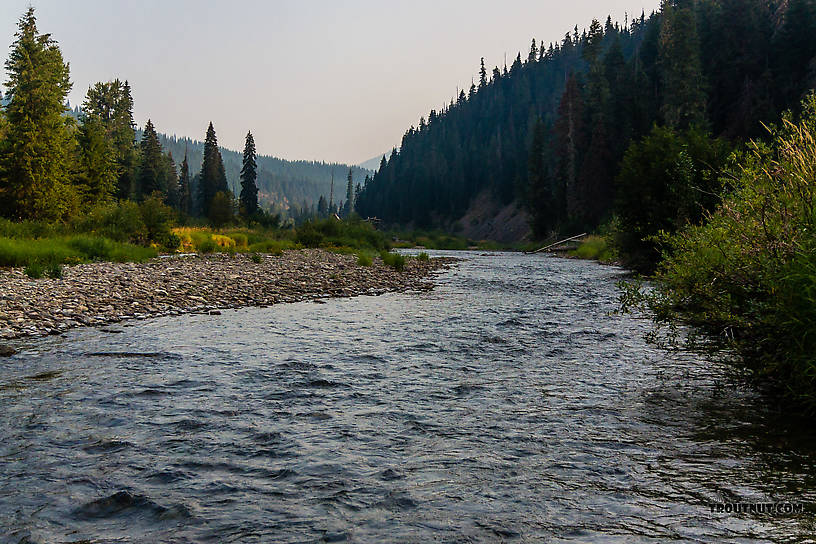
659,0 -> 707,128
179,151 -> 192,216
0,7 -> 75,220
199,122 -> 228,217
82,79 -> 137,198
75,116 -> 117,204
164,151 -> 180,209
136,119 -> 165,199
342,168 -> 354,217
239,131 -> 259,217
479,57 -> 488,88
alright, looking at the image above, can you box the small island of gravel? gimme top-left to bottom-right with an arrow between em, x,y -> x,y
0,250 -> 456,341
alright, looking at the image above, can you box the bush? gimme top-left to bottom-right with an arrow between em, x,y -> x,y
24,262 -> 43,279
642,94 -> 816,414
380,251 -> 405,271
417,252 -> 429,261
139,194 -> 175,245
198,238 -> 217,253
357,253 -> 373,266
46,262 -> 62,279
250,253 -> 262,263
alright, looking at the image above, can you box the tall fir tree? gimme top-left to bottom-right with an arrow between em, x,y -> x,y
659,0 -> 707,128
75,115 -> 117,204
179,151 -> 192,216
342,168 -> 354,217
239,131 -> 259,217
199,122 -> 228,218
164,150 -> 180,209
0,7 -> 75,220
136,119 -> 165,199
82,79 -> 137,198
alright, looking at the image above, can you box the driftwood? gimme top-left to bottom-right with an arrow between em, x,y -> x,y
528,233 -> 588,254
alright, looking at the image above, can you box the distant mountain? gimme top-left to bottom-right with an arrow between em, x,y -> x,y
140,131 -> 371,211
358,153 -> 389,172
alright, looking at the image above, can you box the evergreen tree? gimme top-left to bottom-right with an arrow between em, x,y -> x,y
239,131 -> 259,217
164,151 -> 180,209
659,0 -> 706,128
136,119 -> 165,199
82,79 -> 137,198
479,57 -> 488,88
342,168 -> 354,217
199,122 -> 228,217
75,116 -> 117,204
178,151 -> 192,216
317,195 -> 328,217
0,7 -> 75,220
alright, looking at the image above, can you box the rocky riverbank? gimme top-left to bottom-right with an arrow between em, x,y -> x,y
0,250 -> 456,344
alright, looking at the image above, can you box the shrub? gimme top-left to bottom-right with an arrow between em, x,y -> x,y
642,94 -> 816,414
250,253 -> 262,263
380,251 -> 405,271
417,252 -> 429,261
357,253 -> 373,266
46,262 -> 62,279
24,262 -> 43,279
198,238 -> 217,253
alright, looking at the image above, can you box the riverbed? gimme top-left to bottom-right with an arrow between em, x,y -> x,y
1,251 -> 814,543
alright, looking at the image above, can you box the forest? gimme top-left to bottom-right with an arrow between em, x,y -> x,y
356,0 -> 814,261
0,7 -> 366,232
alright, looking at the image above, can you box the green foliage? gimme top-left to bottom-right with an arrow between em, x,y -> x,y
199,122 -> 228,217
24,262 -> 43,279
417,252 -> 429,261
380,251 -> 406,271
250,253 -> 262,263
356,253 -> 373,266
295,217 -> 389,250
46,262 -> 62,279
1,7 -> 76,221
570,235 -> 616,263
0,235 -> 156,268
239,131 -> 259,217
645,95 -> 816,413
208,191 -> 234,228
614,125 -> 731,272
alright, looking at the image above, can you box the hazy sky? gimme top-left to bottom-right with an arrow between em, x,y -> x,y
1,1 -> 660,164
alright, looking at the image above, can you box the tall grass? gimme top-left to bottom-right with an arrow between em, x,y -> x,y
0,235 -> 156,268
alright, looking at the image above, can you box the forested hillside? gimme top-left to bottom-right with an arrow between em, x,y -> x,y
356,0 -> 816,237
142,132 -> 371,214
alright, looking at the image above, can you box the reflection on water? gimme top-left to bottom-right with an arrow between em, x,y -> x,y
1,251 -> 814,543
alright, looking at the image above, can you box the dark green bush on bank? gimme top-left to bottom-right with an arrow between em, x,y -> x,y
637,95 -> 816,414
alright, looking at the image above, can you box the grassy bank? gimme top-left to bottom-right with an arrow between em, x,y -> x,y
0,212 -> 417,275
569,235 -> 618,264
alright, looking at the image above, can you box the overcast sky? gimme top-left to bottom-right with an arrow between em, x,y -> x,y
1,1 -> 660,164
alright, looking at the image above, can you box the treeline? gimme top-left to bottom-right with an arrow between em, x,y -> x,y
0,8 -> 366,229
356,0 -> 816,261
148,132 -> 371,214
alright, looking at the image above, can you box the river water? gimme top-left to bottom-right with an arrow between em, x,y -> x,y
1,251 -> 814,543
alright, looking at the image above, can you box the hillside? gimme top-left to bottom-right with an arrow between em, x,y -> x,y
356,0 -> 815,239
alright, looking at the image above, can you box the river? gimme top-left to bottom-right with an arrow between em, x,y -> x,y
1,251 -> 814,543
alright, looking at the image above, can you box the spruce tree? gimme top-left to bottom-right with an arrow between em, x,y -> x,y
343,168 -> 354,217
0,7 -> 74,220
164,151 -> 180,209
179,151 -> 192,216
239,131 -> 259,217
75,115 -> 117,204
199,122 -> 228,218
136,119 -> 165,199
479,58 -> 488,88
